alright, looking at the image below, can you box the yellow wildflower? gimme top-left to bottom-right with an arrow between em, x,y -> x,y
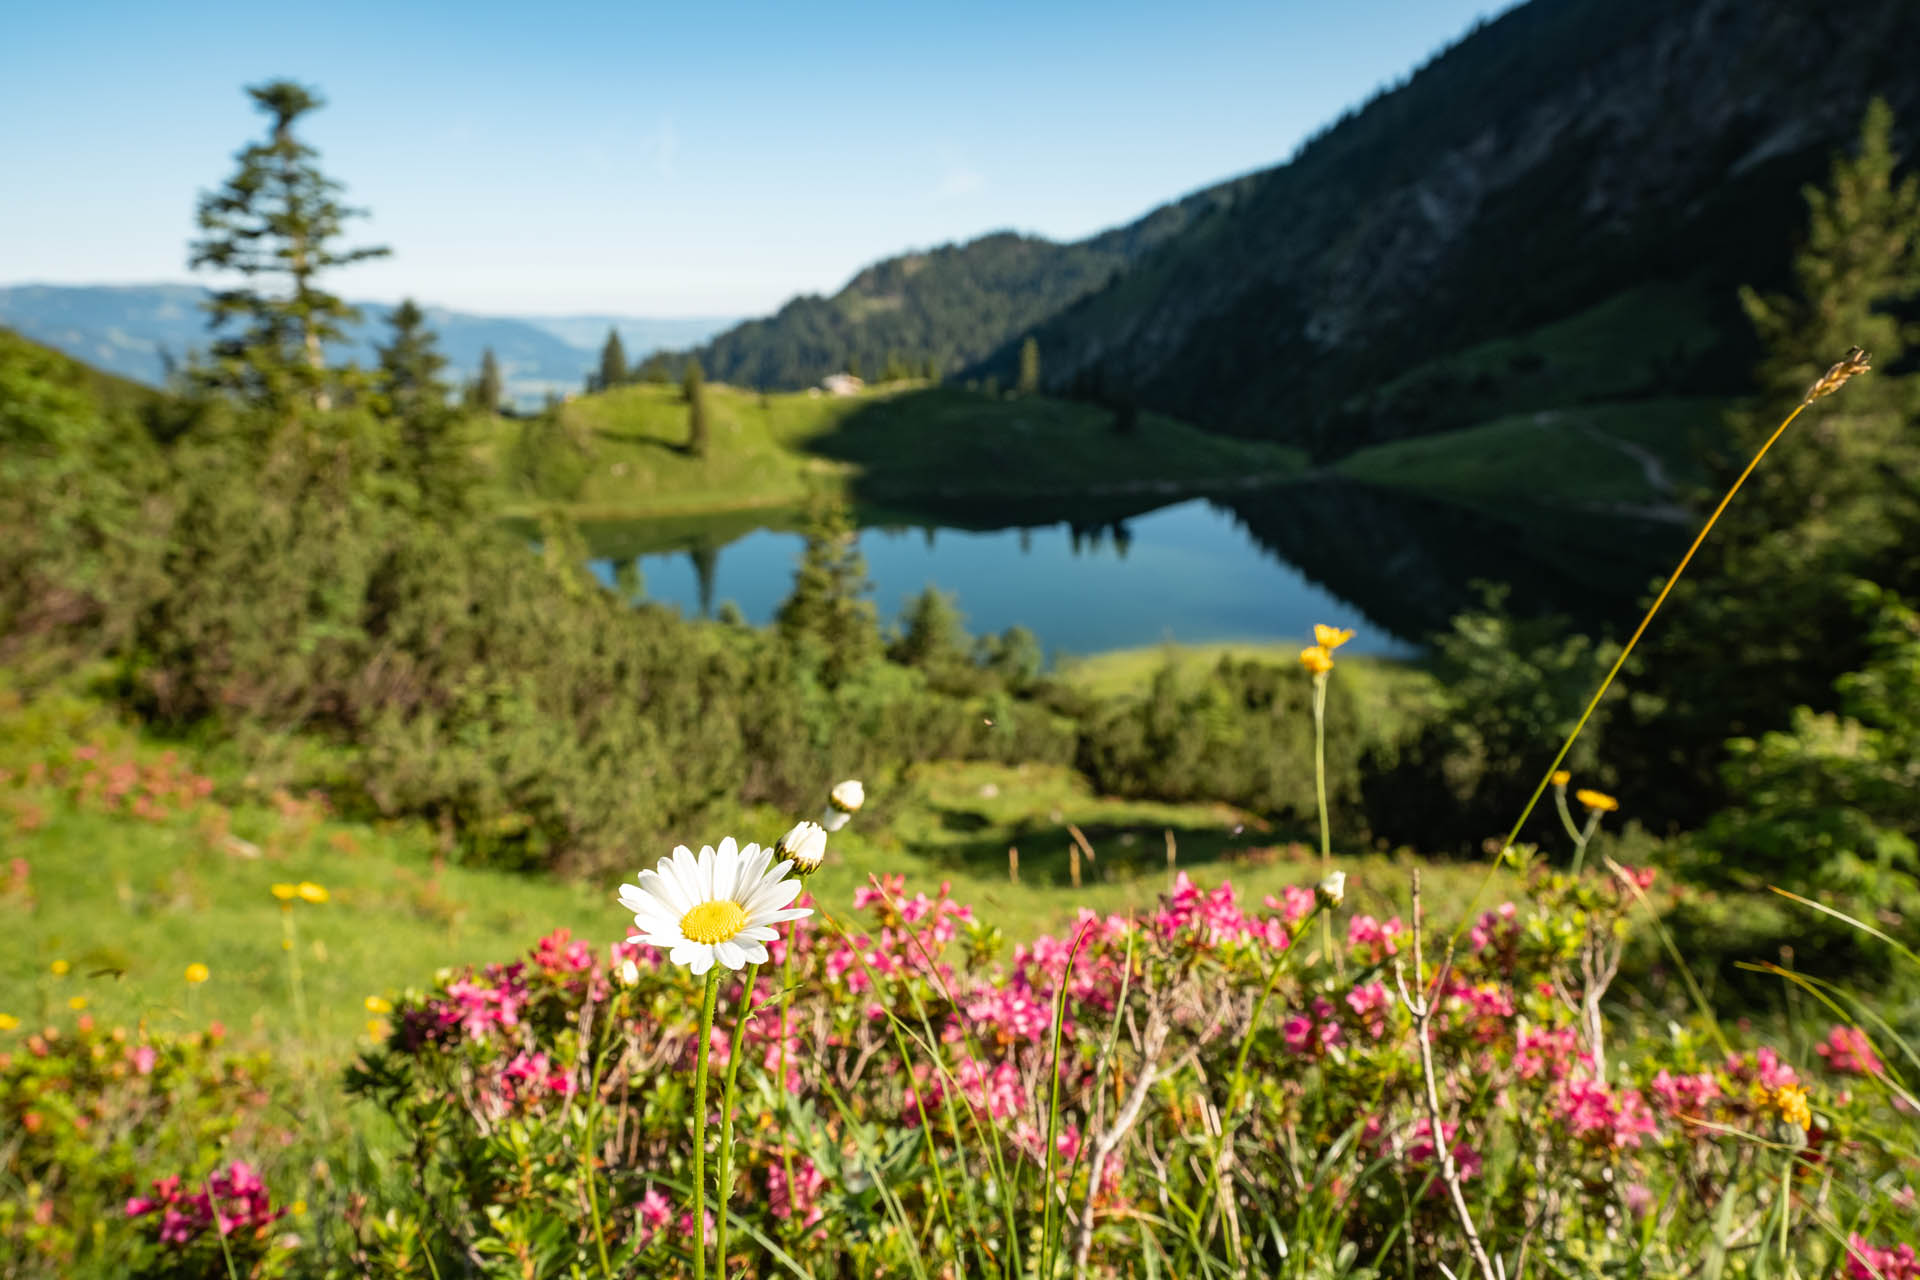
67,995 -> 88,1011
1774,1083 -> 1812,1131
1313,624 -> 1355,651
184,963 -> 210,985
270,883 -> 298,902
366,1018 -> 391,1041
1575,789 -> 1619,813
364,995 -> 393,1015
1551,770 -> 1571,788
0,1013 -> 20,1031
50,959 -> 70,976
297,881 -> 329,904
1299,645 -> 1335,676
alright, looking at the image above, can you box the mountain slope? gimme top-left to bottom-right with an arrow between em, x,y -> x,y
971,0 -> 1920,458
688,181 -> 1255,389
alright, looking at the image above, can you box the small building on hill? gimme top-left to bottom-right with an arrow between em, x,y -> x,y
821,373 -> 865,396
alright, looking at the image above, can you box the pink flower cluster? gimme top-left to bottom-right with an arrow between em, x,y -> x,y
1848,1234 -> 1920,1279
1817,1026 -> 1884,1077
1346,913 -> 1406,963
1558,1077 -> 1659,1150
1155,873 -> 1293,950
767,1157 -> 828,1226
125,1161 -> 281,1246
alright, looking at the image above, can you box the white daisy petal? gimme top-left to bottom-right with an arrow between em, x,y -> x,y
687,947 -> 715,976
715,940 -> 746,970
739,940 -> 769,965
718,836 -> 738,861
739,926 -> 778,943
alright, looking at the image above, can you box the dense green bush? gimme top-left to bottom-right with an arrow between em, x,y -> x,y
1076,656 -> 1365,827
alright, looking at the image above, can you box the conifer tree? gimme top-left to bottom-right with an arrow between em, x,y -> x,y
598,328 -> 628,391
683,357 -> 709,456
1018,336 -> 1041,395
190,80 -> 389,411
471,348 -> 503,415
775,497 -> 881,685
377,300 -> 449,418
377,300 -> 476,515
1620,97 -> 1920,826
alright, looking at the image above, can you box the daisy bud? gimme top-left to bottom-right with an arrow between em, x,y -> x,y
1316,870 -> 1347,910
823,779 -> 865,831
617,959 -> 641,987
776,821 -> 828,874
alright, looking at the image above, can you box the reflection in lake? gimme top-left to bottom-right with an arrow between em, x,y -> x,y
581,481 -> 1679,658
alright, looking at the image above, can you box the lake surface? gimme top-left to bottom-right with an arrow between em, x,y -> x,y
576,476 -> 1682,659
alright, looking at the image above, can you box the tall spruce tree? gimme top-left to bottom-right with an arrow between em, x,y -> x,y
471,348 -> 503,415
377,300 -> 476,515
1618,98 -> 1920,827
683,357 -> 709,456
1017,336 -> 1041,394
190,81 -> 389,411
598,328 -> 628,391
776,497 -> 881,685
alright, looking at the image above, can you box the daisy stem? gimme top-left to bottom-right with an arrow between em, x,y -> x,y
692,968 -> 721,1280
715,961 -> 762,1277
777,933 -> 800,1226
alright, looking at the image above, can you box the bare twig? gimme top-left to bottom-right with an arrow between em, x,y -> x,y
1395,869 -> 1500,1280
1071,1000 -> 1171,1276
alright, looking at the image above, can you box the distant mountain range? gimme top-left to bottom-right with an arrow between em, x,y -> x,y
683,0 -> 1920,459
0,283 -> 734,407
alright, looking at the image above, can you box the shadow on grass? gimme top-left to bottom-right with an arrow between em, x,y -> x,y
915,809 -> 1322,890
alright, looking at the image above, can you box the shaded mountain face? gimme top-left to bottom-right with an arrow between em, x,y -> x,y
687,181 -> 1255,390
0,285 -> 736,406
970,0 -> 1920,458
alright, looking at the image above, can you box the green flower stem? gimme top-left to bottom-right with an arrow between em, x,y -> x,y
1569,809 -> 1602,878
1311,670 -> 1334,965
692,968 -> 721,1280
715,962 -> 762,1277
1450,393 -> 1819,951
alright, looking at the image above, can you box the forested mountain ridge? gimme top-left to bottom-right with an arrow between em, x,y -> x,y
967,0 -> 1920,457
687,179 -> 1256,389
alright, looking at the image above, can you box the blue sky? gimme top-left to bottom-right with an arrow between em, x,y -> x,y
1,0 -> 1512,316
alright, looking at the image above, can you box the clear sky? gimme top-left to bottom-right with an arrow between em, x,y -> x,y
1,0 -> 1512,317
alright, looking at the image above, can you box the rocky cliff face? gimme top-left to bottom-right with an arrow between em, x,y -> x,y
974,0 -> 1920,456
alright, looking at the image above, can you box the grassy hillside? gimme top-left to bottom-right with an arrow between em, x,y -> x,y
1333,397 -> 1723,515
517,382 -> 1305,519
1,683 -> 1500,1071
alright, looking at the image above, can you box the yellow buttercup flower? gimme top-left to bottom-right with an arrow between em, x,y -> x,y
0,1013 -> 20,1031
1299,645 -> 1334,676
50,959 -> 70,976
1551,770 -> 1571,788
67,995 -> 88,1011
297,881 -> 329,904
366,1018 -> 391,1041
1313,624 -> 1355,651
270,883 -> 298,902
1773,1083 -> 1812,1131
184,963 -> 210,985
1575,789 -> 1619,813
364,995 -> 393,1015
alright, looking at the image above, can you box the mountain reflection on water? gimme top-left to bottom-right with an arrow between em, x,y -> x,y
579,480 -> 1679,658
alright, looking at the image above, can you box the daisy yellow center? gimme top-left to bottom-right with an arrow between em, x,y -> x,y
681,899 -> 748,945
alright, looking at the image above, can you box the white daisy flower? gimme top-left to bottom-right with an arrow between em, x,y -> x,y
775,820 -> 829,874
617,838 -> 812,976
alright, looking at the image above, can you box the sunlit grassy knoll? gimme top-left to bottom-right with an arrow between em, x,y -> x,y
1058,642 -> 1441,747
509,381 -> 1306,519
0,685 -> 1483,1070
1333,397 -> 1720,513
